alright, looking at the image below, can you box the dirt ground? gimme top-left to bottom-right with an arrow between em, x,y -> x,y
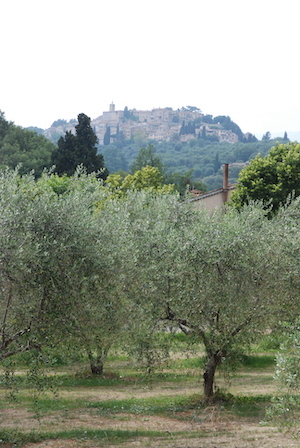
0,373 -> 298,447
4,418 -> 298,448
1,397 -> 298,448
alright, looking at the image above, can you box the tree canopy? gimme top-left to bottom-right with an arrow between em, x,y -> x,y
51,113 -> 108,178
0,111 -> 56,176
110,193 -> 295,399
129,144 -> 204,195
0,168 -> 118,367
105,165 -> 175,198
130,144 -> 164,174
230,142 -> 300,212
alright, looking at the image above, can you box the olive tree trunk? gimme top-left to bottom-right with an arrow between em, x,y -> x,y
203,352 -> 223,401
87,349 -> 107,375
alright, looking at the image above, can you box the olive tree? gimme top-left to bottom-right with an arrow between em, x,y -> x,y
265,198 -> 300,430
112,191 -> 295,400
31,171 -> 126,374
162,205 -> 292,399
0,169 -> 122,375
0,170 -> 40,360
266,319 -> 300,432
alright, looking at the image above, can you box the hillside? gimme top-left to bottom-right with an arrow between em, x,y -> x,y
39,104 -> 253,146
27,105 -> 290,190
101,138 -> 286,191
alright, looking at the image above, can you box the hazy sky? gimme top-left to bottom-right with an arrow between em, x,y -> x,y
2,0 -> 299,139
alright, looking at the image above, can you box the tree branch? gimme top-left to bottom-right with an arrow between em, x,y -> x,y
0,325 -> 31,352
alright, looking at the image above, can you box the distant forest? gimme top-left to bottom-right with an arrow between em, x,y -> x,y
100,137 -> 289,191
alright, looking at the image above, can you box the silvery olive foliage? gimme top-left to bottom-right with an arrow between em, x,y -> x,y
266,319 -> 300,433
0,168 -> 117,368
1,168 -> 300,402
106,192 -> 298,398
265,199 -> 300,431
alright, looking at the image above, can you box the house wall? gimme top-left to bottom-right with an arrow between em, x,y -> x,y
190,187 -> 235,213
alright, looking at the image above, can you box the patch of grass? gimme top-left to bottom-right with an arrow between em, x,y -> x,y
50,428 -> 169,442
87,394 -> 201,416
238,355 -> 275,369
0,371 -> 131,391
55,373 -> 123,388
58,369 -> 199,387
208,391 -> 272,419
139,371 -> 199,383
231,395 -> 271,418
106,353 -> 131,362
170,356 -> 204,369
27,395 -> 87,413
0,428 -> 172,446
0,428 -> 44,445
232,372 -> 275,389
86,392 -> 271,422
0,388 -> 88,414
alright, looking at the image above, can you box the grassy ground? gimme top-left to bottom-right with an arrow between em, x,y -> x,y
0,350 -> 298,447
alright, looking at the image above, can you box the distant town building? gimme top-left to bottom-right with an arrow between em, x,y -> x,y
45,104 -> 241,145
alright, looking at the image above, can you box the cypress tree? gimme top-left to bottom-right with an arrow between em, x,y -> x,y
52,113 -> 108,178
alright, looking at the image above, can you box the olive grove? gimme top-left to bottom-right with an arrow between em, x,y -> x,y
1,169 -> 299,401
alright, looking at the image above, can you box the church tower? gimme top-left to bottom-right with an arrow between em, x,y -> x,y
109,102 -> 115,112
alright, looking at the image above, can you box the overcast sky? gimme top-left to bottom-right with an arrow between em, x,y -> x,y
2,0 -> 299,139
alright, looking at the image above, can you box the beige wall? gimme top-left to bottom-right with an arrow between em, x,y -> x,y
190,187 -> 235,213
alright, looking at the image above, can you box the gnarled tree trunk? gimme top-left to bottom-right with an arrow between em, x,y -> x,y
87,350 -> 105,375
203,351 -> 223,401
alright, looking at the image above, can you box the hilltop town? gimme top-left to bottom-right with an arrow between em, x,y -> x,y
44,104 -> 241,145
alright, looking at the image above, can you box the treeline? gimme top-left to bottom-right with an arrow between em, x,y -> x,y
0,111 -> 108,180
0,111 -> 56,176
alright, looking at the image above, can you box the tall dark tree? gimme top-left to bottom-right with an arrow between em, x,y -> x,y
213,153 -> 220,173
179,120 -> 186,135
54,131 -> 77,176
103,125 -> 111,146
75,113 -> 99,169
123,106 -> 130,119
52,113 -> 108,179
180,120 -> 196,135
